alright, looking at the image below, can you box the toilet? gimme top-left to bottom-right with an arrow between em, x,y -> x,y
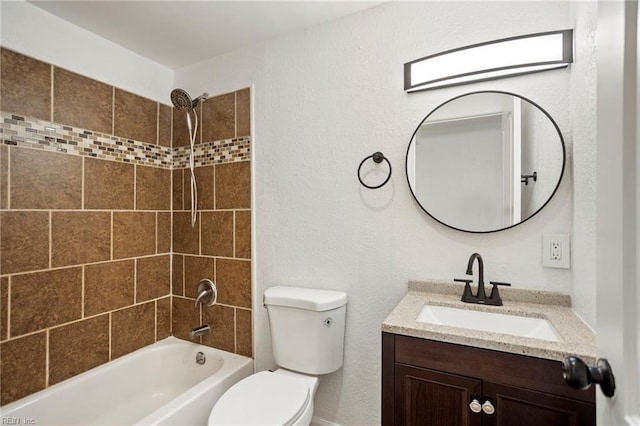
208,286 -> 348,426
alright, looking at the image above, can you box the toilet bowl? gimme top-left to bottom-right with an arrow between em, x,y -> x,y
208,369 -> 318,426
207,286 -> 347,426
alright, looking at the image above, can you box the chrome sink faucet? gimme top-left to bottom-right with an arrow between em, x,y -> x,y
455,253 -> 511,306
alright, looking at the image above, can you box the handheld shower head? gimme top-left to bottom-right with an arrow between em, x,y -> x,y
171,89 -> 208,111
171,89 -> 193,111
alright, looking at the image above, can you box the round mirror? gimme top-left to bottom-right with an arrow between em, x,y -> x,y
406,91 -> 565,233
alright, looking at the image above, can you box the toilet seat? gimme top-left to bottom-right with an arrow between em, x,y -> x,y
208,371 -> 310,425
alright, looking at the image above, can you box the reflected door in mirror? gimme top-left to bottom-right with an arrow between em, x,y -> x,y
406,91 -> 565,233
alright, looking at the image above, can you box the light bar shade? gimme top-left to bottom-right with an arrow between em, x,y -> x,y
404,30 -> 573,93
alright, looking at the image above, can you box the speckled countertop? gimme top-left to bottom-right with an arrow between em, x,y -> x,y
382,280 -> 596,364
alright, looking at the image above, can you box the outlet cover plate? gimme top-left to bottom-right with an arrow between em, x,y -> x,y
542,234 -> 570,269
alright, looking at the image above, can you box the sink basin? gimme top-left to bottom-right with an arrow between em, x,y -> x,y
416,304 -> 561,342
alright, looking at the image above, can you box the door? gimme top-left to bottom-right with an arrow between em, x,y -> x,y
483,382 -> 595,426
395,364 -> 482,426
596,1 -> 640,425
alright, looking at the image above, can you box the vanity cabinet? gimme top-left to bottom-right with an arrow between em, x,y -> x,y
382,333 -> 595,426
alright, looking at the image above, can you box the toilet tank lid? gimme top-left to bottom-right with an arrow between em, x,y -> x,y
264,286 -> 348,311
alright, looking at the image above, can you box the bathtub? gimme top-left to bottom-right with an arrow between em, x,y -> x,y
0,337 -> 253,425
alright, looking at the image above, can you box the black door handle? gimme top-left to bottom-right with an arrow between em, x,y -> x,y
562,356 -> 616,397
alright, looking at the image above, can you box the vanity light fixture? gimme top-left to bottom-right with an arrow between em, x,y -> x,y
404,29 -> 573,93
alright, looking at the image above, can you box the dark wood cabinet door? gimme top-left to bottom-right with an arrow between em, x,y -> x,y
395,364 -> 482,426
482,382 -> 596,426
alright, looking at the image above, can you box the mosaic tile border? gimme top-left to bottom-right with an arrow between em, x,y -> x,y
0,112 -> 251,169
172,138 -> 251,168
1,112 -> 172,168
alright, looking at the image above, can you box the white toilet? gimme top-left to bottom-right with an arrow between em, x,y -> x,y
208,286 -> 348,426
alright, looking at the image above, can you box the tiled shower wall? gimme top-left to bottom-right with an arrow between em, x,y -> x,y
0,47 -> 252,406
171,90 -> 253,356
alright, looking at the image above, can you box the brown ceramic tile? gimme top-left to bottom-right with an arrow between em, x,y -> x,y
172,106 -> 191,148
114,89 -> 157,144
0,48 -> 51,121
111,302 -> 155,359
172,212 -> 200,255
113,212 -> 156,259
185,166 -> 214,210
51,212 -> 111,267
215,161 -> 250,209
11,267 -> 82,336
236,308 -> 252,357
216,259 -> 251,308
136,255 -> 170,302
157,297 -> 171,340
236,88 -> 251,137
0,211 -> 49,275
0,333 -> 46,405
173,169 -> 184,211
172,296 -> 201,341
11,148 -> 82,209
157,212 -> 172,253
158,104 -> 172,147
172,255 -> 184,296
84,157 -> 134,210
136,165 -> 171,210
202,92 -> 235,142
53,67 -> 112,134
49,315 -> 109,385
84,260 -> 134,317
0,277 -> 7,341
201,211 -> 233,257
0,146 -> 8,210
235,211 -> 251,259
202,304 -> 234,352
184,256 -> 215,299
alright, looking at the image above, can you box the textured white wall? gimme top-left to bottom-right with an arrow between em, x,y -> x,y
0,0 -> 172,103
569,1 -> 598,329
176,2 -> 599,424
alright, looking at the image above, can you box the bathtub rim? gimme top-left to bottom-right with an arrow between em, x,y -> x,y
0,336 -> 254,419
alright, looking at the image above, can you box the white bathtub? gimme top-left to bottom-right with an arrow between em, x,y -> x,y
0,337 -> 253,425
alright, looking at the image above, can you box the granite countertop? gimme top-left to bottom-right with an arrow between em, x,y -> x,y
382,280 -> 596,364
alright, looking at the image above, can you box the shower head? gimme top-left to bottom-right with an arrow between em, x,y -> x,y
170,89 -> 209,111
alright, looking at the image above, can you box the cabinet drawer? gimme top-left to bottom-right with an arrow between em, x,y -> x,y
394,334 -> 595,404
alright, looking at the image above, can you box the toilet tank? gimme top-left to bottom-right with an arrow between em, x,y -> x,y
264,286 -> 347,375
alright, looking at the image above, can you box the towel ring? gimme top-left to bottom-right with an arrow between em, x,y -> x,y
358,152 -> 392,189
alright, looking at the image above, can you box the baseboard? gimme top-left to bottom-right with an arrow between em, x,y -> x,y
311,416 -> 342,426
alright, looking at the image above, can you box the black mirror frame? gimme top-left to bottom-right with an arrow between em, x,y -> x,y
405,90 -> 567,234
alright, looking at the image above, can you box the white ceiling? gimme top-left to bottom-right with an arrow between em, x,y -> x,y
29,1 -> 382,69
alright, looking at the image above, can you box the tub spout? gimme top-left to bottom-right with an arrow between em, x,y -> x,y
189,324 -> 211,339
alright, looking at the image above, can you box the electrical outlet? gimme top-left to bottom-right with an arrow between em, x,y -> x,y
542,234 -> 570,268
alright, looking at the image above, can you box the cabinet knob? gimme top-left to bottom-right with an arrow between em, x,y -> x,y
482,400 -> 495,415
469,398 -> 482,413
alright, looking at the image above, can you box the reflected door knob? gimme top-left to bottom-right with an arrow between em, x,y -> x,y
562,356 -> 616,397
469,398 -> 482,413
482,400 -> 495,415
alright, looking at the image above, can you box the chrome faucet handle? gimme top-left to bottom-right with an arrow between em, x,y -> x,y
194,279 -> 217,308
